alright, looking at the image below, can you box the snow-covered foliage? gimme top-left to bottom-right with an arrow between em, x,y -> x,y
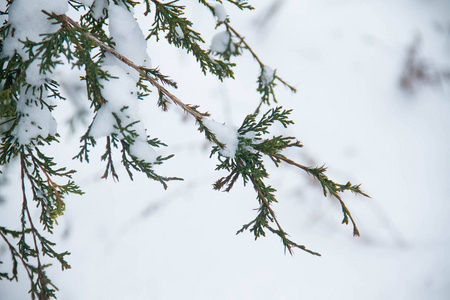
211,30 -> 234,53
12,0 -> 445,299
261,65 -> 275,86
88,3 -> 156,163
203,119 -> 238,158
1,0 -> 67,146
214,4 -> 228,22
1,0 -> 68,58
12,87 -> 57,145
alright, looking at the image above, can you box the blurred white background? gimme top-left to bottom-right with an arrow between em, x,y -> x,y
1,0 -> 450,299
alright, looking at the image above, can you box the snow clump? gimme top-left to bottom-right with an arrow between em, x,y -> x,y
210,31 -> 234,53
89,3 -> 156,163
12,88 -> 57,145
203,119 -> 239,159
1,0 -> 68,59
2,0 -> 68,145
1,0 -> 68,85
108,3 -> 152,78
174,25 -> 185,39
214,4 -> 227,22
261,65 -> 275,86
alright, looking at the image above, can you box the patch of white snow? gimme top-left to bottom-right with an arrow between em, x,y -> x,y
214,4 -> 227,22
1,0 -> 68,59
174,25 -> 185,39
210,31 -> 234,53
261,65 -> 275,86
203,119 -> 239,158
12,87 -> 57,145
108,3 -> 149,80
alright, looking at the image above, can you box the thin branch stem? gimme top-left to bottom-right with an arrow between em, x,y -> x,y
0,231 -> 34,283
236,158 -> 320,256
268,153 -> 313,173
225,24 -> 264,66
223,22 -> 297,92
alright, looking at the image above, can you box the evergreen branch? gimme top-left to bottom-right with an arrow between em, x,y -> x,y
100,136 -> 119,181
214,152 -> 321,256
211,107 -> 366,254
54,12 -> 209,121
0,229 -> 33,284
0,2 -> 373,299
226,0 -> 254,10
12,148 -> 76,299
144,0 -> 235,79
21,156 -> 57,299
267,153 -> 368,237
243,159 -> 320,256
38,164 -> 64,207
198,0 -> 254,10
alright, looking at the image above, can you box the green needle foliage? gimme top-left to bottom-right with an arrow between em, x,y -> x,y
0,0 -> 369,299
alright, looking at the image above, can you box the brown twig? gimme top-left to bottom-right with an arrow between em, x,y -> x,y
223,22 -> 297,93
38,163 -> 62,203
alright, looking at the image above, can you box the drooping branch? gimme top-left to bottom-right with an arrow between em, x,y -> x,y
21,156 -> 51,299
268,153 -> 368,237
246,167 -> 321,256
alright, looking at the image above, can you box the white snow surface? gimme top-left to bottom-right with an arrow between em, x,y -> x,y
210,30 -> 233,53
25,59 -> 47,86
214,4 -> 227,22
91,0 -> 108,19
88,3 -> 157,164
89,55 -> 157,164
1,0 -> 68,59
203,119 -> 239,158
261,65 -> 275,85
174,24 -> 185,39
108,3 -> 151,79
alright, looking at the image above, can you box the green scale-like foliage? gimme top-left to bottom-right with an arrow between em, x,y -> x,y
0,1 -> 368,299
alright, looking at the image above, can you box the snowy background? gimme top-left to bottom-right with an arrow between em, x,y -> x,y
1,0 -> 450,299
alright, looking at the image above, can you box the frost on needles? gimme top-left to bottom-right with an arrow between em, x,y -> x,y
0,1 -> 369,299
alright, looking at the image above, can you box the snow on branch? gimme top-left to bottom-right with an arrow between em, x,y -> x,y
0,2 -> 368,298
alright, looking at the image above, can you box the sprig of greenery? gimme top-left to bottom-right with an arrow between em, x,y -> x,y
208,107 -> 368,255
0,139 -> 82,298
146,0 -> 235,80
111,112 -> 182,188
